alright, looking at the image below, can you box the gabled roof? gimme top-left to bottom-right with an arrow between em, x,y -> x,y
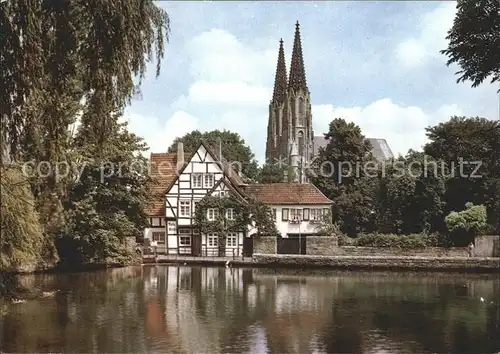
163,139 -> 244,194
244,183 -> 333,205
206,177 -> 248,204
145,152 -> 178,216
145,140 -> 244,217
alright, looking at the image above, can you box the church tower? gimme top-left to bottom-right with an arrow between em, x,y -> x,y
265,22 -> 313,183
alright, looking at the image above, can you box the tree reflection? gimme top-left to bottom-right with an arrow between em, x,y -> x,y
1,267 -> 499,354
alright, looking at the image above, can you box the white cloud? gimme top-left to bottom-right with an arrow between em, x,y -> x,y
312,99 -> 463,157
186,29 -> 276,84
188,81 -> 271,106
395,3 -> 456,68
123,110 -> 198,155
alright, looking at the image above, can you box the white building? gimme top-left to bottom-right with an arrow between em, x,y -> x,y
144,140 -> 333,257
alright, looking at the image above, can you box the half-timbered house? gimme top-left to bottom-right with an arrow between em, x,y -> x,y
144,140 -> 334,257
144,140 -> 247,256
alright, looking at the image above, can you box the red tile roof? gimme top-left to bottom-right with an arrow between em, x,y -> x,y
244,183 -> 333,205
145,152 -> 177,216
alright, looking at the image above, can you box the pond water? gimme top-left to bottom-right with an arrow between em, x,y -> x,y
1,266 -> 499,353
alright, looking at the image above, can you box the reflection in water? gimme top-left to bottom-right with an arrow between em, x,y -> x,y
1,266 -> 499,353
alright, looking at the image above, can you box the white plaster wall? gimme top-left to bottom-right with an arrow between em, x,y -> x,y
248,205 -> 331,237
144,227 -> 165,242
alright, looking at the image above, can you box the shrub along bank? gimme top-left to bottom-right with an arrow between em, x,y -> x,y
338,233 -> 451,249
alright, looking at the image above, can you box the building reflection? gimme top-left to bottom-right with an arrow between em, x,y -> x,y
3,266 -> 497,353
140,266 -> 500,354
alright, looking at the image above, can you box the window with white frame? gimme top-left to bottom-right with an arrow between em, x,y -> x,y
204,173 -> 214,188
219,190 -> 226,197
290,208 -> 302,221
192,174 -> 203,188
226,208 -> 235,220
193,200 -> 200,213
179,200 -> 191,217
152,231 -> 165,244
226,233 -> 237,247
179,228 -> 191,246
207,208 -> 218,221
207,233 -> 218,247
310,208 -> 321,221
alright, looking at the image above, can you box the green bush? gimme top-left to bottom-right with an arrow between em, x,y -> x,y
445,203 -> 488,245
445,203 -> 487,234
354,233 -> 433,249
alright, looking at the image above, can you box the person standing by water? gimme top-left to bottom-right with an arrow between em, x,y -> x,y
468,242 -> 475,257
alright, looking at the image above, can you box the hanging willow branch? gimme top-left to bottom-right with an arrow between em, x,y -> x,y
1,0 -> 170,159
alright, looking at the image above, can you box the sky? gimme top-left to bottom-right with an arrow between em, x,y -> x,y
123,1 -> 499,164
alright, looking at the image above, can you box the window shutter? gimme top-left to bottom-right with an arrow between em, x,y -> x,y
303,208 -> 310,221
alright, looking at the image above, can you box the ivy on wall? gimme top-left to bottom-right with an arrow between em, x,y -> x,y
194,192 -> 278,256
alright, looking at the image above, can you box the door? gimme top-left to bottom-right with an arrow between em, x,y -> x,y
243,236 -> 253,257
191,234 -> 202,256
277,236 -> 300,254
277,235 -> 306,255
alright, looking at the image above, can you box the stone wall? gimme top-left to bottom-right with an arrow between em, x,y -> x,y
306,236 -> 338,256
254,236 -> 276,254
252,254 -> 500,272
474,235 -> 500,257
333,246 -> 468,257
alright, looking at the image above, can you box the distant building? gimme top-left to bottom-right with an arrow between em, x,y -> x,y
265,22 -> 394,183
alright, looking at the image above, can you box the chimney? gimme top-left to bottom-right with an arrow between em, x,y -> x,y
177,141 -> 184,170
216,137 -> 222,161
283,170 -> 288,183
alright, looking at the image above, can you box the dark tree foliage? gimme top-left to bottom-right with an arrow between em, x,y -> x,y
257,163 -> 286,183
310,118 -> 376,236
310,115 -> 500,241
0,0 -> 169,280
425,116 -> 500,232
57,121 -> 151,266
441,0 -> 500,88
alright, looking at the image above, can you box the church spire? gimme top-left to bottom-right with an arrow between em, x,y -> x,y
272,38 -> 287,103
288,21 -> 308,92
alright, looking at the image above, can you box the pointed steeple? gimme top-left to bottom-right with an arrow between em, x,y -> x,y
272,38 -> 288,103
288,21 -> 308,92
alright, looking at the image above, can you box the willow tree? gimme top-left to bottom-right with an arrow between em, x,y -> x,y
0,0 -> 170,267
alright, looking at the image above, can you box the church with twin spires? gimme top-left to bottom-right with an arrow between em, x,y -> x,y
265,22 -> 394,183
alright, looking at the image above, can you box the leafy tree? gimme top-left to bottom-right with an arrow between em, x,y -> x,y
0,0 -> 169,274
424,116 -> 500,231
310,118 -> 376,236
445,203 -> 488,245
168,130 -> 259,181
441,0 -> 500,88
314,210 -> 342,236
257,162 -> 286,183
57,120 -> 151,266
